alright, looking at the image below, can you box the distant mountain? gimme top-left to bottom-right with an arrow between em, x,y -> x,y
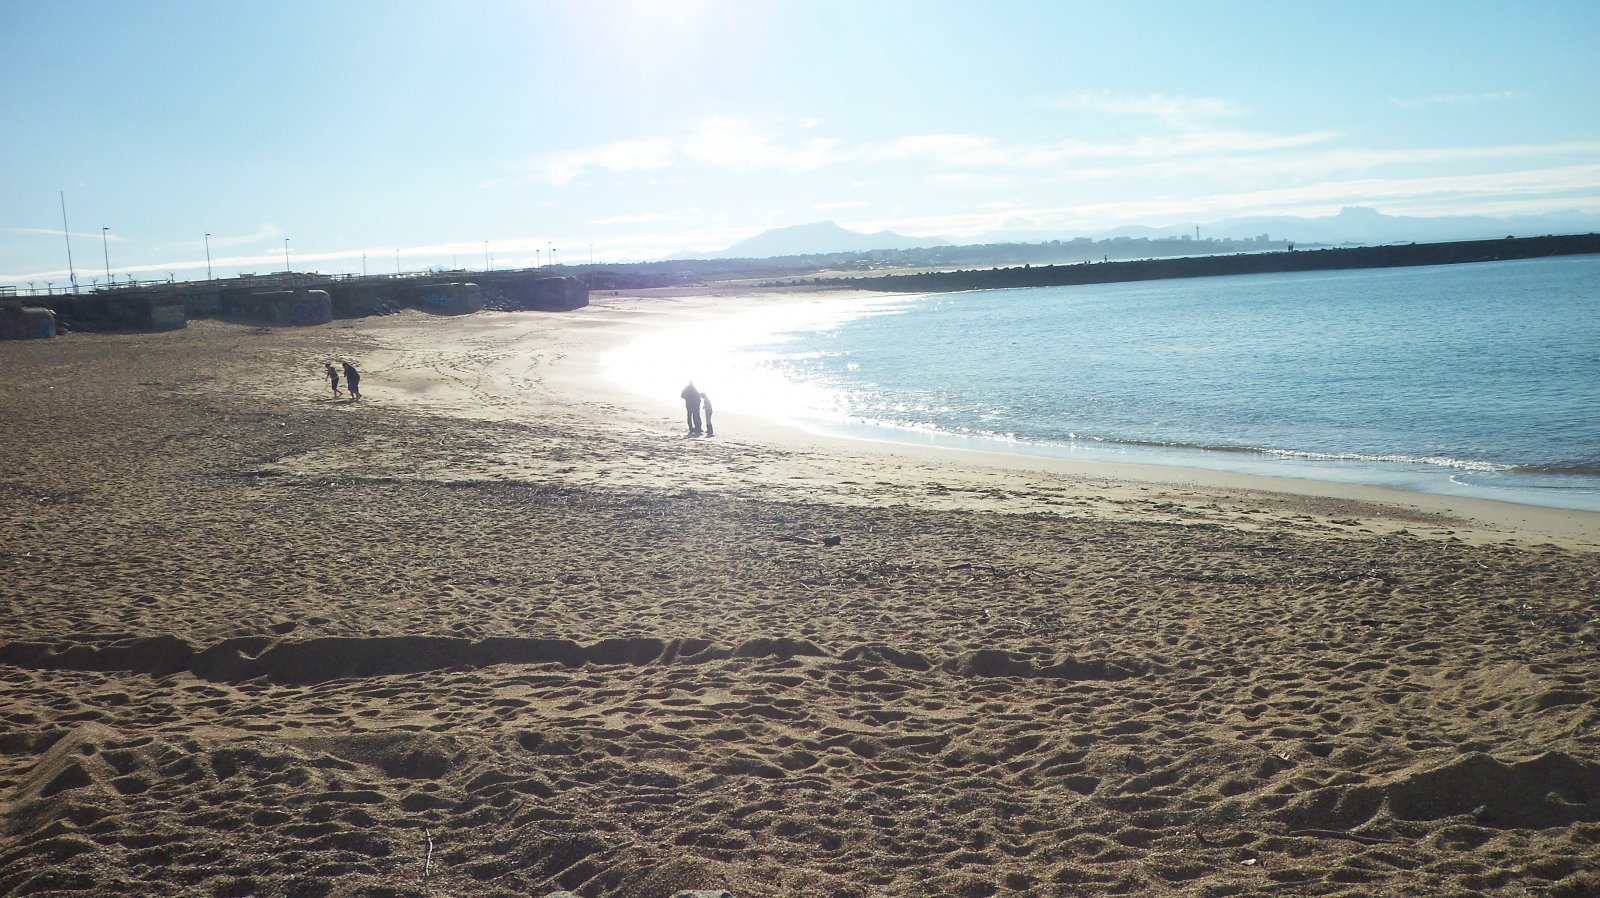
1185,206 -> 1600,245
669,209 -> 1600,264
693,221 -> 952,259
970,207 -> 1600,248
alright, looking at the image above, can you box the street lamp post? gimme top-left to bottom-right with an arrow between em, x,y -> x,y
362,253 -> 367,277
484,241 -> 490,271
284,238 -> 291,272
394,250 -> 400,276
102,226 -> 111,285
205,233 -> 212,280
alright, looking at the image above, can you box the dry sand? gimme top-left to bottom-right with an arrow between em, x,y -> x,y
2,291 -> 1598,898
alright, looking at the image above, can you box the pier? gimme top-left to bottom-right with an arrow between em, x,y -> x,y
0,269 -> 588,336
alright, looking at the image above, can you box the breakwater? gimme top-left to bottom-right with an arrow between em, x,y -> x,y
23,270 -> 586,334
830,233 -> 1600,293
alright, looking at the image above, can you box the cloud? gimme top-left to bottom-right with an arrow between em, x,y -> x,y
1392,91 -> 1520,109
511,119 -> 841,186
520,138 -> 675,186
851,163 -> 1600,239
7,158 -> 1594,283
1047,141 -> 1600,188
204,224 -> 286,248
507,112 -> 1349,192
679,117 -> 841,172
516,117 -> 1592,199
591,212 -> 678,225
10,226 -> 127,242
1039,90 -> 1243,125
866,129 -> 1340,169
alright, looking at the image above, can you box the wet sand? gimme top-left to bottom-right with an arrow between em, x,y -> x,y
2,294 -> 1598,898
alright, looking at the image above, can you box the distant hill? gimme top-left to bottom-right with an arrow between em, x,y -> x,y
668,208 -> 1600,265
969,207 -> 1600,247
692,221 -> 952,259
1096,207 -> 1600,246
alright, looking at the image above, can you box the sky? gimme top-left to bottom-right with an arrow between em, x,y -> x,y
3,0 -> 1598,285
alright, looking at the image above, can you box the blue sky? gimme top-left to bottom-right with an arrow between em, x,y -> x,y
3,0 -> 1597,284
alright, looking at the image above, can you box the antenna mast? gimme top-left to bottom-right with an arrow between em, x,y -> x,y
60,191 -> 79,293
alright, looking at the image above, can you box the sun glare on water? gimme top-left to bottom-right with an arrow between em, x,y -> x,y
602,296 -> 914,429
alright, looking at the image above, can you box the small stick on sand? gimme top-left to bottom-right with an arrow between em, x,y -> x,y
1288,828 -> 1393,846
423,827 -> 434,883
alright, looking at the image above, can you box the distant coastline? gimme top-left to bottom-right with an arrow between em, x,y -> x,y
827,233 -> 1600,293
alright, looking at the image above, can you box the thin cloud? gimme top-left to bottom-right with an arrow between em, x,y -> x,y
205,224 -> 286,248
1392,91 -> 1520,109
679,117 -> 841,172
868,129 -> 1340,169
856,163 -> 1600,239
983,140 -> 1600,191
508,115 -> 1345,188
591,212 -> 678,225
518,138 -> 675,186
511,120 -> 839,186
1039,90 -> 1243,125
11,227 -> 127,241
7,160 -> 1594,283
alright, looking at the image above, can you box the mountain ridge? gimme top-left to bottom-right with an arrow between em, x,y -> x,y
682,221 -> 954,260
684,208 -> 1600,262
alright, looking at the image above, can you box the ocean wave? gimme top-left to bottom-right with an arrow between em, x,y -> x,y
843,417 -> 1586,478
1249,447 -> 1516,473
1043,434 -> 1524,474
1506,462 -> 1600,477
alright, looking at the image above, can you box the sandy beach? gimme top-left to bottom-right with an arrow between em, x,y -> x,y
2,291 -> 1598,898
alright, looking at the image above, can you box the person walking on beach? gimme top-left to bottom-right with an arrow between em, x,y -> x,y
680,381 -> 702,435
701,392 -> 714,437
342,360 -> 361,401
325,363 -> 342,398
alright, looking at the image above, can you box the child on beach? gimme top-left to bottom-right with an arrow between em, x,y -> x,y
701,392 -> 714,437
325,363 -> 342,398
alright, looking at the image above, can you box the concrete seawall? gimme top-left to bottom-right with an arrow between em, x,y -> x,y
37,291 -> 186,332
491,274 -> 588,311
838,233 -> 1600,294
409,282 -> 483,314
22,270 -> 592,333
232,290 -> 333,326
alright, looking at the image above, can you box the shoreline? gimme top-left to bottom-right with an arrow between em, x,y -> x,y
531,290 -> 1600,553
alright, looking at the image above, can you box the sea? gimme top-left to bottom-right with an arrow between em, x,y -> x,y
607,256 -> 1600,512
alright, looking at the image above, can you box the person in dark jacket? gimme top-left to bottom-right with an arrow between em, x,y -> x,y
680,381 -> 701,434
342,360 -> 361,400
